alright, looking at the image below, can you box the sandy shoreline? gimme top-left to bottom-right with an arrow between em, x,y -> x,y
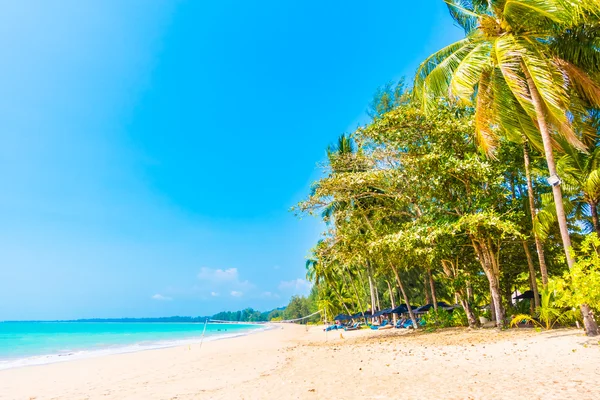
1,324 -> 599,399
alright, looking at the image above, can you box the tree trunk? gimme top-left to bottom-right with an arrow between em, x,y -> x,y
466,280 -> 473,302
505,280 -> 513,312
390,263 -> 418,329
343,265 -> 368,323
387,280 -> 397,325
581,304 -> 599,336
428,268 -> 438,310
472,238 -> 505,328
423,275 -> 432,305
524,67 -> 599,336
441,259 -> 479,328
489,280 -> 504,328
489,282 -> 496,322
460,298 -> 479,328
332,285 -> 353,317
367,264 -> 376,314
522,241 -> 541,309
523,67 -> 574,267
590,201 -> 600,236
523,139 -> 550,287
375,285 -> 381,312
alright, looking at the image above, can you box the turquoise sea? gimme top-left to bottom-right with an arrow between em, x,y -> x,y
0,321 -> 265,370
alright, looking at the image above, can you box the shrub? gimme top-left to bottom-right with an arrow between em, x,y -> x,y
510,288 -> 579,330
451,307 -> 468,327
551,233 -> 600,313
422,309 -> 454,329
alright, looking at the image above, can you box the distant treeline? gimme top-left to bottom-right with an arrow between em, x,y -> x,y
5,294 -> 319,324
212,294 -> 319,323
70,316 -> 209,323
211,307 -> 284,322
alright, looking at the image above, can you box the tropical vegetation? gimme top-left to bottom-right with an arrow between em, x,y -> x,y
295,0 -> 600,336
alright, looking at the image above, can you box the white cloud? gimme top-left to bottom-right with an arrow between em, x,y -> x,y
195,267 -> 255,299
261,291 -> 280,298
278,278 -> 312,296
152,294 -> 172,301
197,267 -> 239,282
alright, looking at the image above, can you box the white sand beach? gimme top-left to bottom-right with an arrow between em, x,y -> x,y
1,325 -> 599,400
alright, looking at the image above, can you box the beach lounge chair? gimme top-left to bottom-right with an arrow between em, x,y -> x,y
324,324 -> 345,331
370,319 -> 390,330
344,322 -> 361,331
395,318 -> 407,328
402,319 -> 415,329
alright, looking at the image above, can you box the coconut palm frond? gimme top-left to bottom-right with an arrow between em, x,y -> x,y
582,169 -> 600,203
444,0 -> 487,34
422,43 -> 479,113
493,74 -> 545,149
451,42 -> 493,102
504,0 -> 572,27
559,60 -> 600,108
534,196 -> 576,239
474,68 -> 499,155
414,38 -> 472,108
494,36 -> 537,118
518,39 -> 571,126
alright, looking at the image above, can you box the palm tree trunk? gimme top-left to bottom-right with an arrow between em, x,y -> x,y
367,269 -> 376,313
343,265 -> 368,322
387,280 -> 397,325
423,275 -> 432,304
389,263 -> 418,329
590,201 -> 600,236
523,139 -> 550,287
428,268 -> 438,310
524,67 -> 599,337
331,284 -> 352,316
523,68 -> 574,267
522,241 -> 541,309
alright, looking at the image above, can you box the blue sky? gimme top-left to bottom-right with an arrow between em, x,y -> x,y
0,1 -> 462,320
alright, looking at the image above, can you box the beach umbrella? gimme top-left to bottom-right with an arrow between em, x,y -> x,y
391,305 -> 417,314
333,314 -> 351,321
513,290 -> 539,300
414,302 -> 452,313
372,308 -> 393,317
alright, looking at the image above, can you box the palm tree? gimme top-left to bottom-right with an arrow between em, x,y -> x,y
536,141 -> 600,237
305,257 -> 352,317
522,139 -> 549,289
324,134 -> 382,315
559,144 -> 600,235
415,0 -> 600,336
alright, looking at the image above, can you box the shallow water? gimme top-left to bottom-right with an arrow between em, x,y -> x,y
0,321 -> 264,369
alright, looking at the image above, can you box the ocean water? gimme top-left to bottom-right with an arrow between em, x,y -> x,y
0,321 -> 265,370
